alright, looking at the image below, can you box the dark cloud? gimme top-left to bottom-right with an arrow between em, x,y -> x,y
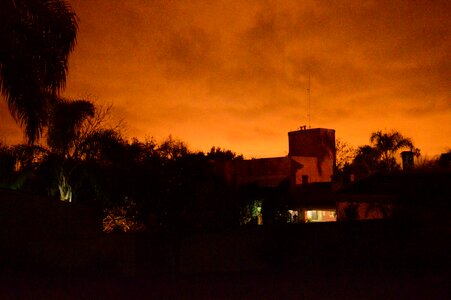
158,27 -> 218,79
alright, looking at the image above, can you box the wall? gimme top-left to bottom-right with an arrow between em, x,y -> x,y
288,128 -> 336,159
222,157 -> 293,187
219,155 -> 333,189
289,128 -> 335,181
292,156 -> 333,183
336,196 -> 397,221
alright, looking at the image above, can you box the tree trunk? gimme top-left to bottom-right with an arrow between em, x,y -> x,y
57,168 -> 72,202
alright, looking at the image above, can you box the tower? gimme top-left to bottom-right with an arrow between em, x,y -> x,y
288,127 -> 336,182
288,127 -> 335,160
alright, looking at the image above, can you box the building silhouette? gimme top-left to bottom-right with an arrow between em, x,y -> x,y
220,127 -> 335,188
216,127 -> 337,223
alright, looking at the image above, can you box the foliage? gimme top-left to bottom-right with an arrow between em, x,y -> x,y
47,98 -> 95,157
158,136 -> 188,161
351,130 -> 416,179
334,138 -> 356,185
240,198 -> 263,225
335,138 -> 355,172
0,143 -> 15,188
206,146 -> 243,161
352,145 -> 381,178
261,181 -> 291,225
369,130 -> 413,170
0,0 -> 263,233
102,198 -> 146,233
1,124 -> 245,232
236,180 -> 291,226
438,150 -> 451,169
0,142 -> 48,190
0,0 -> 78,143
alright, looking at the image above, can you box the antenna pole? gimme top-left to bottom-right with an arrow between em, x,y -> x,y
307,73 -> 311,129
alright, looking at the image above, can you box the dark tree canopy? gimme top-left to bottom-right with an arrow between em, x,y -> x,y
47,98 -> 95,156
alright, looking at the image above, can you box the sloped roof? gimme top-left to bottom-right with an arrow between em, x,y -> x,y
338,170 -> 451,206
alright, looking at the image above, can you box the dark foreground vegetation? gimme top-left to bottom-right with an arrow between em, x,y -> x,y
0,217 -> 449,299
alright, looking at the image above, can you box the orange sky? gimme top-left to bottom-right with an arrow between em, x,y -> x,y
1,0 -> 450,158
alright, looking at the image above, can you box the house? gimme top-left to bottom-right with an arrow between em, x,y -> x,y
215,127 -> 338,223
335,170 -> 451,223
217,127 -> 335,188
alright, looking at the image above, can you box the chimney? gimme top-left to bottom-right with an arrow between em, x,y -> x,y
401,151 -> 414,171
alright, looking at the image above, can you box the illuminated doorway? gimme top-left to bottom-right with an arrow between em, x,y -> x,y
304,209 -> 336,222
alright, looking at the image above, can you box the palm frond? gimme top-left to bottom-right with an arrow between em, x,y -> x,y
0,0 -> 78,143
47,98 -> 94,155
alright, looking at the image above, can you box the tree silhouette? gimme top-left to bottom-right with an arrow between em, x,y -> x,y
45,98 -> 95,202
206,146 -> 243,161
370,130 -> 413,171
0,143 -> 16,188
335,138 -> 355,172
47,98 -> 95,157
0,0 -> 78,143
352,145 -> 381,178
351,130 -> 416,178
0,142 -> 49,192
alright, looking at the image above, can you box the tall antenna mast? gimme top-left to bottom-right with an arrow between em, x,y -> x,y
307,73 -> 311,129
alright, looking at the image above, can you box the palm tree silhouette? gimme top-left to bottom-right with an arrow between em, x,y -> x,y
0,0 -> 78,144
351,130 -> 416,179
47,98 -> 95,157
370,130 -> 413,171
